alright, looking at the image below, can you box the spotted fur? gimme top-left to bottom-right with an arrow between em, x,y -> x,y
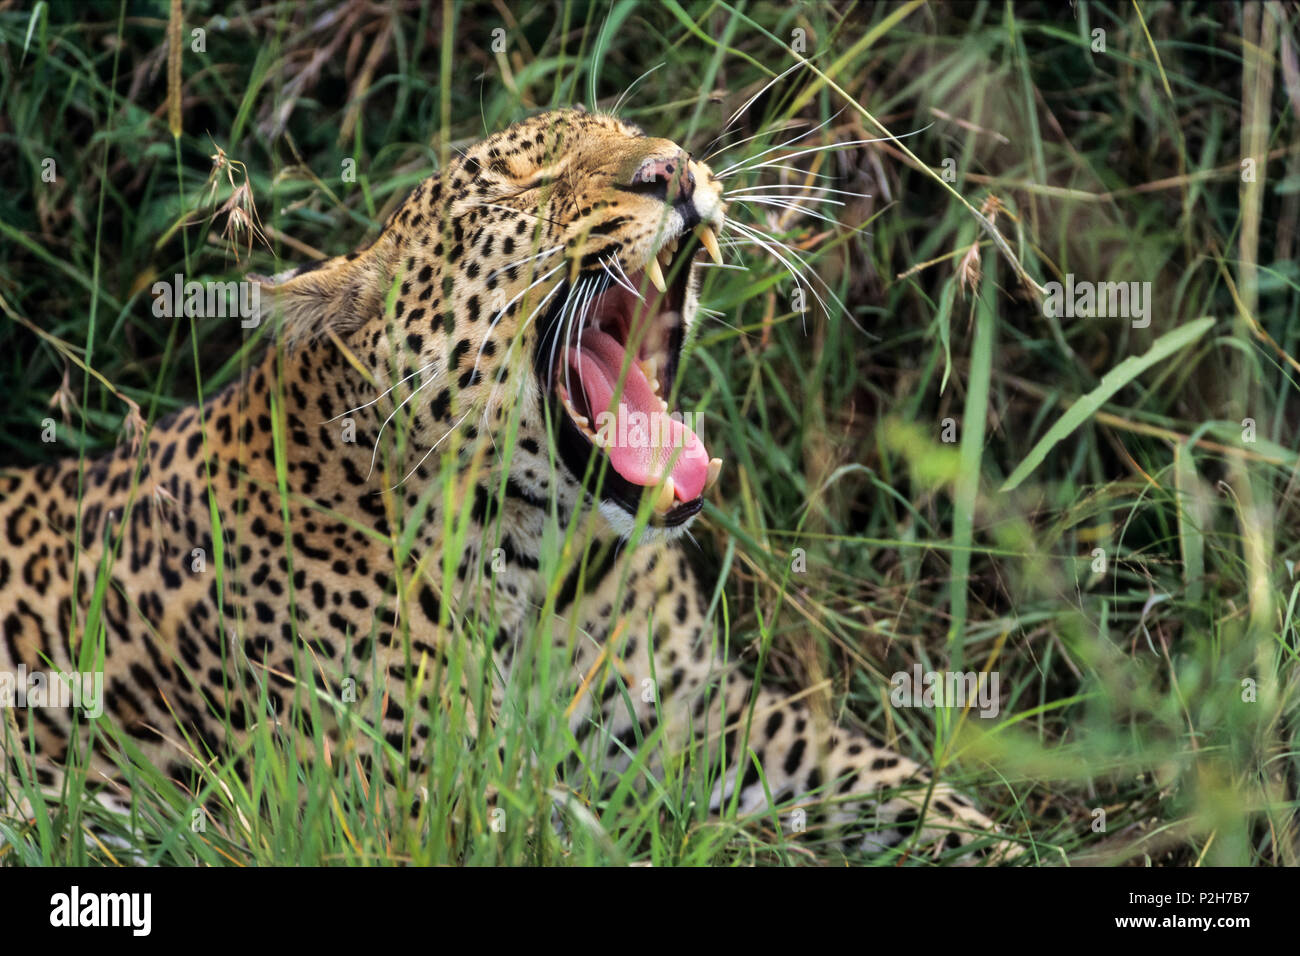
0,109 -> 1011,861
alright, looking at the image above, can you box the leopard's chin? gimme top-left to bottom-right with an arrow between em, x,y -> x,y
536,229 -> 721,531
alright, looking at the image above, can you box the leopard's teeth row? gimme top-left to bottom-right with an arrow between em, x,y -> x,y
560,391 -> 595,436
646,226 -> 721,289
563,385 -> 668,427
653,478 -> 677,514
656,237 -> 679,270
654,458 -> 724,514
639,355 -> 660,391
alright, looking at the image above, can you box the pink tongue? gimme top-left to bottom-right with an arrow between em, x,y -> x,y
568,328 -> 709,501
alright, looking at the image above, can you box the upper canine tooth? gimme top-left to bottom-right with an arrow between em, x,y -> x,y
697,225 -> 722,265
645,255 -> 667,293
653,477 -> 676,513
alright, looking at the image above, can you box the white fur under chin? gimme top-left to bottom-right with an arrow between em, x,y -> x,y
597,498 -> 697,545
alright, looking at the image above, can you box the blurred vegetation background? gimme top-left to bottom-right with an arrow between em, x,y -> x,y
1,0 -> 1298,865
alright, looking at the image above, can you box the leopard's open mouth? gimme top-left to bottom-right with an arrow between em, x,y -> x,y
538,227 -> 723,527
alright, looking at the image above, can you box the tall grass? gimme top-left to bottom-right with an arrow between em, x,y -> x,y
1,0 -> 1297,865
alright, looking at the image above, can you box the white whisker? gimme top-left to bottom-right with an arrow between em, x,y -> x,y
546,279 -> 585,396
725,219 -> 859,334
702,119 -> 812,163
611,62 -> 665,116
564,278 -> 601,403
496,270 -> 567,373
698,62 -> 807,162
365,363 -> 446,481
724,163 -> 842,181
486,245 -> 562,283
602,255 -> 643,299
727,222 -> 821,330
469,260 -> 566,383
611,257 -> 644,301
323,360 -> 434,425
714,110 -> 844,178
730,197 -> 843,226
721,127 -> 933,180
386,410 -> 473,490
473,278 -> 569,450
579,277 -> 608,397
697,309 -> 748,335
725,184 -> 865,200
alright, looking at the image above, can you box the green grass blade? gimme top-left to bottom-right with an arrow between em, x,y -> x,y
1000,317 -> 1216,491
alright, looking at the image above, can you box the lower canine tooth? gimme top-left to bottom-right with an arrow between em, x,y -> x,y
658,246 -> 673,269
705,457 -> 722,492
645,255 -> 667,293
654,478 -> 676,513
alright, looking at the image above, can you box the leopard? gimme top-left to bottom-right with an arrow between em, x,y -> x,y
0,107 -> 1015,863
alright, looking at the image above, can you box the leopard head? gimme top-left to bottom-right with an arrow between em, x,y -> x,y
262,108 -> 728,539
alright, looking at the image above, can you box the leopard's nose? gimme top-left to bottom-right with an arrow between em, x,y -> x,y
630,150 -> 695,205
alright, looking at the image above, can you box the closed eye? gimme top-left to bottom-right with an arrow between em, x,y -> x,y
618,178 -> 668,202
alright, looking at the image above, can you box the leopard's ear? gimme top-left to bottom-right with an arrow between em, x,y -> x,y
251,247 -> 391,347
